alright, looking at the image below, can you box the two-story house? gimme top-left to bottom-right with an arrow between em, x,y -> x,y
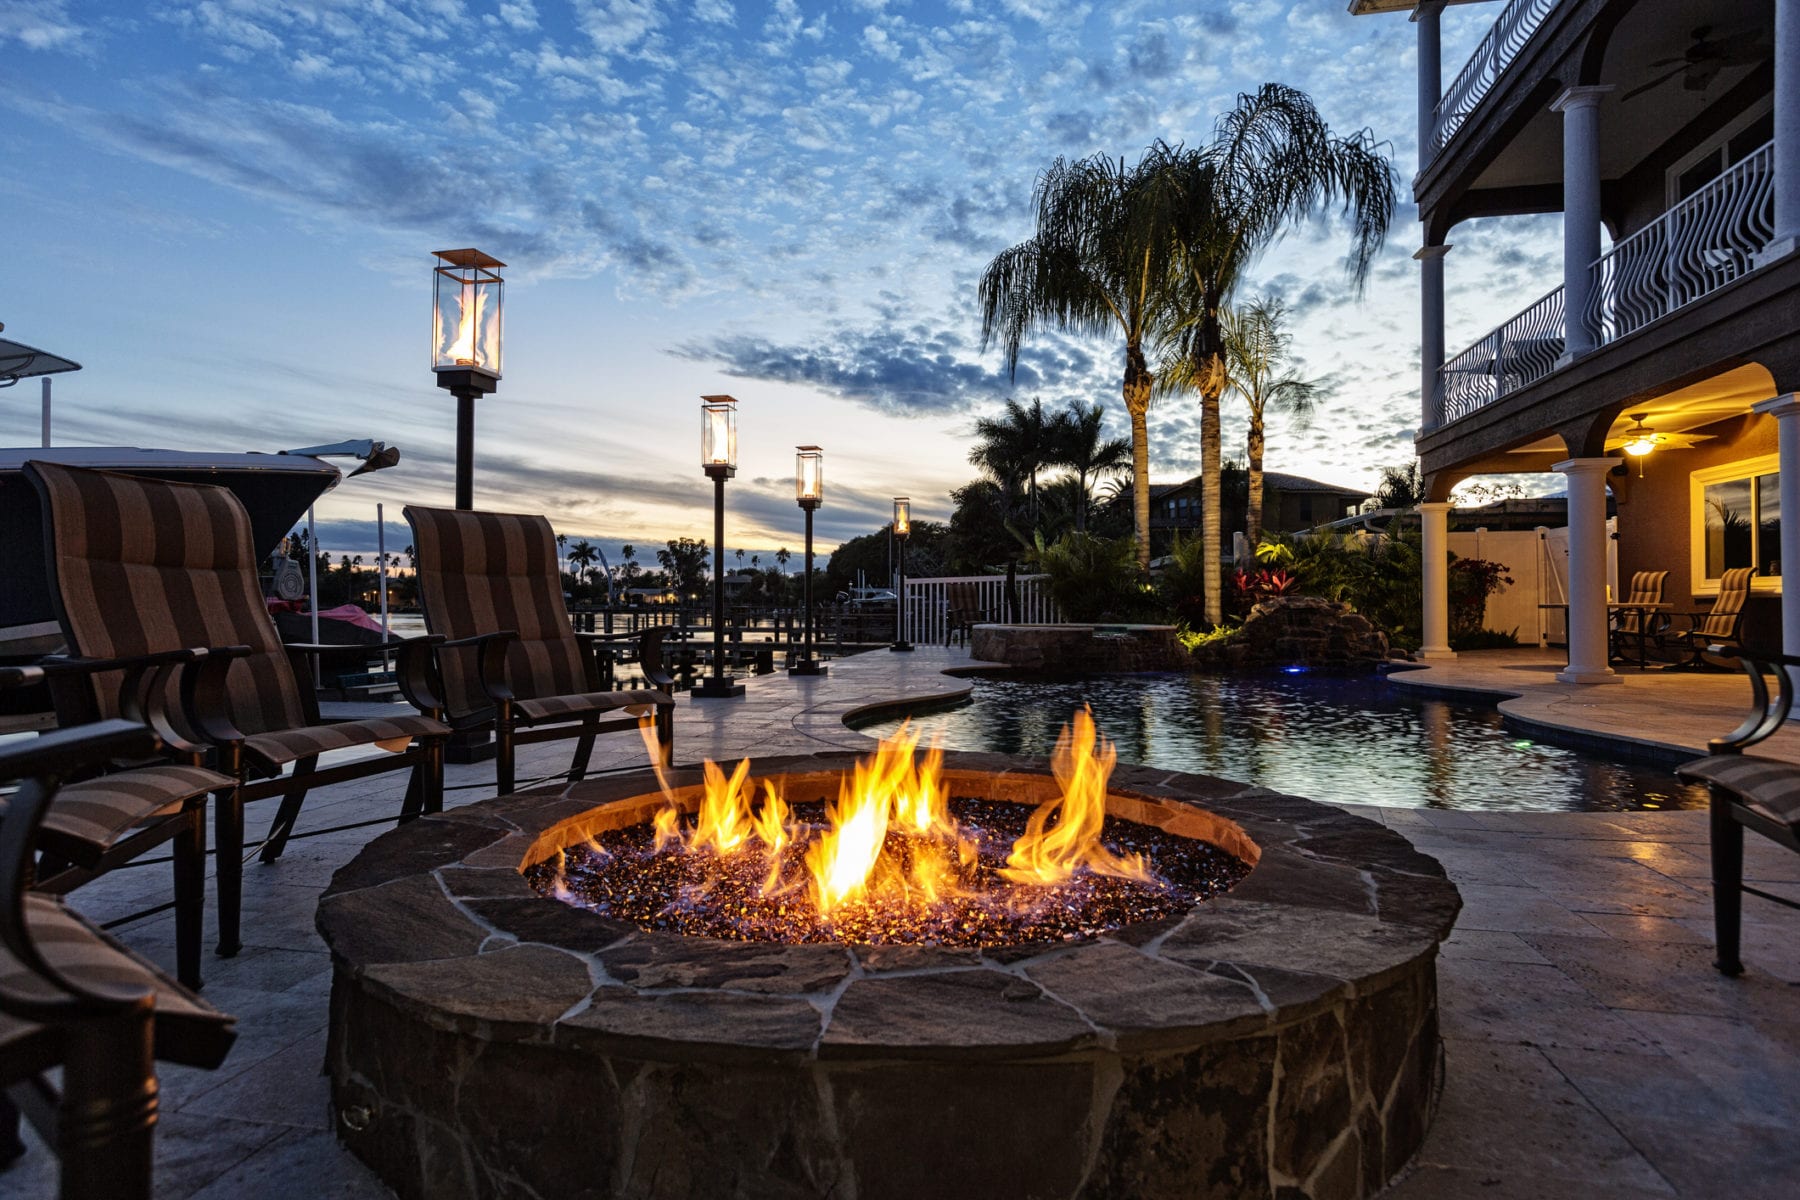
1355,0 -> 1797,682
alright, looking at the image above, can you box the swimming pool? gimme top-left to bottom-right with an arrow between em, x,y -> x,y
858,671 -> 1706,813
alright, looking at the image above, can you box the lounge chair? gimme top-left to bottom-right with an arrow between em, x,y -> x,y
1608,568 -> 1669,664
403,505 -> 675,795
1670,566 -> 1756,668
26,462 -> 449,958
1674,646 -> 1800,976
945,581 -> 992,647
0,714 -> 237,1199
0,661 -> 227,990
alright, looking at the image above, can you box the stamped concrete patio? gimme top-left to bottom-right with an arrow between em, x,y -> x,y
3,646 -> 1798,1198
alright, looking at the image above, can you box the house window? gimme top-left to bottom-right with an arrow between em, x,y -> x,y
1691,455 -> 1782,592
1667,100 -> 1774,205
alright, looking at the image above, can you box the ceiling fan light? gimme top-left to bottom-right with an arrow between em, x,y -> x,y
1623,435 -> 1658,456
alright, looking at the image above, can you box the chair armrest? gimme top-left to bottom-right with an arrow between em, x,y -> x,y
1707,647 -> 1796,754
178,645 -> 255,748
34,649 -> 212,754
390,636 -> 445,718
0,718 -> 160,784
425,631 -> 517,714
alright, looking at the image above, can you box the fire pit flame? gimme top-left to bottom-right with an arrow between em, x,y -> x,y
544,708 -> 1249,946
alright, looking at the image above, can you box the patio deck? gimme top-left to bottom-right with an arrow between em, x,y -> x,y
3,647 -> 1797,1199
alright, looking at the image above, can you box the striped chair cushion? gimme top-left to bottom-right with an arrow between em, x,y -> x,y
1676,755 -> 1800,829
242,712 -> 448,769
31,764 -> 227,860
27,462 -> 308,738
1696,567 -> 1757,638
515,688 -> 671,723
1,895 -> 235,1069
404,506 -> 589,721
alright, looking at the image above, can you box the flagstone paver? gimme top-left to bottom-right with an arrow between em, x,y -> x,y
3,646 -> 1796,1199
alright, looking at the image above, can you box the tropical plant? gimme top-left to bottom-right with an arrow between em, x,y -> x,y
1374,461 -> 1425,510
657,537 -> 711,599
568,539 -> 598,585
1052,402 -> 1131,531
1031,531 -> 1146,622
619,544 -> 639,584
1150,84 -> 1396,624
970,397 -> 1061,521
776,546 -> 791,573
1221,298 -> 1320,544
1157,530 -> 1211,628
979,153 -> 1183,571
1448,557 -> 1514,643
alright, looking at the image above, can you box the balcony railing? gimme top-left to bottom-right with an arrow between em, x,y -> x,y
1435,141 -> 1776,424
1429,0 -> 1561,162
1439,285 -> 1565,422
1586,141 -> 1775,343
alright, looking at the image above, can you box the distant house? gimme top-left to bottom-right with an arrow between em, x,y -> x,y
1149,471 -> 1372,552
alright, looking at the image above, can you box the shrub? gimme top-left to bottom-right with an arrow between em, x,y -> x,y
1447,558 -> 1514,642
1033,531 -> 1148,622
1157,530 -> 1212,627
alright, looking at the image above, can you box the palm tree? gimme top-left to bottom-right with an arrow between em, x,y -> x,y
1153,84 -> 1395,622
1051,402 -> 1131,531
775,547 -> 791,573
619,544 -> 639,584
556,531 -> 568,577
568,539 -> 598,586
1162,297 -> 1320,546
979,153 -> 1183,571
970,398 -> 1059,521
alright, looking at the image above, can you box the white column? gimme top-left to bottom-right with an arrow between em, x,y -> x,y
1419,501 -> 1456,661
1416,244 -> 1451,430
1767,0 -> 1800,260
1753,395 -> 1800,681
1415,1 -> 1444,165
1553,458 -> 1622,684
1550,86 -> 1614,364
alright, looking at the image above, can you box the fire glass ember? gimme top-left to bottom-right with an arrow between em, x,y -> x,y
526,711 -> 1250,947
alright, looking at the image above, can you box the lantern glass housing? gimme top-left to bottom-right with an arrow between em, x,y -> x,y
702,395 -> 738,477
431,249 -> 505,378
893,496 -> 911,537
796,446 -> 824,504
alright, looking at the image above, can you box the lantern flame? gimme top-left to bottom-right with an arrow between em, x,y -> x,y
439,281 -> 487,368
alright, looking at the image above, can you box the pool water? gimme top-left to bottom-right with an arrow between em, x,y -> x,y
859,672 -> 1706,813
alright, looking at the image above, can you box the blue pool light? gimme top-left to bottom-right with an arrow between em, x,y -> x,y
1282,665 -> 1309,674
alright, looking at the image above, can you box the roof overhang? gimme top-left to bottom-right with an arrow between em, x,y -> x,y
1347,0 -> 1491,15
0,338 -> 81,383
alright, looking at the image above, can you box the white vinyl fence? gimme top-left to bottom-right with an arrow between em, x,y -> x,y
902,575 -> 1061,645
1449,523 -> 1615,647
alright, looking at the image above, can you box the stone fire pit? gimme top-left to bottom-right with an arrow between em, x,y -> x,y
318,751 -> 1459,1200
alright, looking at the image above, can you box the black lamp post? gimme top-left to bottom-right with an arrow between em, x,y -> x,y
789,446 -> 827,677
891,496 -> 913,652
431,249 -> 505,510
695,395 -> 746,698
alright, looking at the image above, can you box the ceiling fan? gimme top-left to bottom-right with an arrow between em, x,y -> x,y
1623,26 -> 1772,101
1610,414 -> 1712,474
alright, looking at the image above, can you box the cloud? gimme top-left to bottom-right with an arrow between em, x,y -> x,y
673,317 -> 1110,417
1,0 -> 84,50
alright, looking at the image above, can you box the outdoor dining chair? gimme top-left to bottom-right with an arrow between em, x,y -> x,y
1671,566 -> 1756,667
945,581 -> 991,647
404,505 -> 676,796
0,715 -> 237,1200
26,461 -> 449,959
0,663 -> 227,990
1609,568 -> 1669,663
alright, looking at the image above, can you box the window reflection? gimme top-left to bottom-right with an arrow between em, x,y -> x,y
1705,478 -> 1754,577
1760,473 -> 1782,577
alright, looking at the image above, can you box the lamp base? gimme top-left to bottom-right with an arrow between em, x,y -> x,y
788,659 -> 828,677
890,642 -> 914,653
693,677 -> 746,698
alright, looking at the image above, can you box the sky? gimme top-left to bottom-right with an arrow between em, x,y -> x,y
1,0 -> 1565,565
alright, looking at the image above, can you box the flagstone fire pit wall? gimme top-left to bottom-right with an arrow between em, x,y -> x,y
317,752 -> 1459,1200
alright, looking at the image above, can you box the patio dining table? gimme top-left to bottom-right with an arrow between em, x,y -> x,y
1538,601 -> 1673,669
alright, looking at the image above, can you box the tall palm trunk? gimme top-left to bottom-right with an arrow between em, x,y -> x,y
1124,345 -> 1153,573
1246,414 -> 1266,547
1200,379 -> 1223,624
1074,467 -> 1089,532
